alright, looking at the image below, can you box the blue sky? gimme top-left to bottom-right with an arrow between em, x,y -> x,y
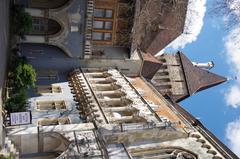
164,0 -> 240,156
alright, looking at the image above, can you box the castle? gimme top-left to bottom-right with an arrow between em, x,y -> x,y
2,0 -> 238,158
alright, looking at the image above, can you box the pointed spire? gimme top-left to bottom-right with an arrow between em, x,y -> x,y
178,52 -> 227,95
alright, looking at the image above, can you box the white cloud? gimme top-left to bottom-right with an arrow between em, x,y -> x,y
225,85 -> 240,108
167,0 -> 207,50
224,27 -> 240,74
228,0 -> 240,18
226,118 -> 240,157
224,27 -> 240,108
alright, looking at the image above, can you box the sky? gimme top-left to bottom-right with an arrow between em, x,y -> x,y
163,0 -> 240,157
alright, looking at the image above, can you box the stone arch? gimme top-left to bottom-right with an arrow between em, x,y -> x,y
27,0 -> 71,9
43,132 -> 70,153
46,16 -> 66,39
20,43 -> 70,58
130,146 -> 198,159
29,17 -> 62,36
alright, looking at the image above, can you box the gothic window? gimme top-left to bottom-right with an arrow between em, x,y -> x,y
29,17 -> 61,35
32,18 -> 45,32
27,0 -> 69,9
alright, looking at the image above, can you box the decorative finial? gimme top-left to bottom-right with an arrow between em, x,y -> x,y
192,61 -> 214,70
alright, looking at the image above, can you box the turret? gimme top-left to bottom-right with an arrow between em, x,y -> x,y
151,52 -> 227,102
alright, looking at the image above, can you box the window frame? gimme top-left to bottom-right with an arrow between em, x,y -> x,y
94,8 -> 113,18
93,20 -> 113,30
92,31 -> 112,41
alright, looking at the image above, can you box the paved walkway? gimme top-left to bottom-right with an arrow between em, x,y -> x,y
0,0 -> 9,147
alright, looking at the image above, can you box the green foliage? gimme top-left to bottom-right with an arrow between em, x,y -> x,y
14,62 -> 36,89
5,89 -> 27,113
0,154 -> 13,159
11,5 -> 32,38
5,52 -> 36,113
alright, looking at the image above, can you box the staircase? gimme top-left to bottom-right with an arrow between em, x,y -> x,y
0,137 -> 19,159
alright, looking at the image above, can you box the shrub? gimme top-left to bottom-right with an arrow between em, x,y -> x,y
5,52 -> 36,112
14,62 -> 36,89
5,89 -> 28,112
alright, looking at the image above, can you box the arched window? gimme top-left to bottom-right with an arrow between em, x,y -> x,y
29,17 -> 62,36
27,0 -> 70,9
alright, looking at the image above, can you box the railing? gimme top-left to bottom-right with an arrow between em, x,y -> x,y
84,0 -> 94,59
109,122 -> 170,133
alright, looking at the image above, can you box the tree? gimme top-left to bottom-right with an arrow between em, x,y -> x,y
14,62 -> 36,89
5,89 -> 28,112
11,5 -> 32,38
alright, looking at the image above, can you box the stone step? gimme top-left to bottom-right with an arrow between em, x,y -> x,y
1,137 -> 20,159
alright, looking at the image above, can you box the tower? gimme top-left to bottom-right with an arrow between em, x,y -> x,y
150,51 -> 227,102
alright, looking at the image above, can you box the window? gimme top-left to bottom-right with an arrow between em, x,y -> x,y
92,32 -> 112,41
94,9 -> 113,18
104,33 -> 112,40
36,100 -> 66,110
37,85 -> 61,94
105,21 -> 113,30
158,72 -> 169,76
38,117 -> 70,126
105,10 -> 113,18
93,21 -> 113,30
32,18 -> 45,31
94,9 -> 105,17
37,70 -> 58,80
159,58 -> 166,63
93,21 -> 104,29
92,32 -> 103,40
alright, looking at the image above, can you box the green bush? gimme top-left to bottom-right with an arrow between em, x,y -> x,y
11,5 -> 32,38
5,53 -> 36,112
14,62 -> 36,89
5,89 -> 27,112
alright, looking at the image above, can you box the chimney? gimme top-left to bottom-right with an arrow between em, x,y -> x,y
192,61 -> 214,70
